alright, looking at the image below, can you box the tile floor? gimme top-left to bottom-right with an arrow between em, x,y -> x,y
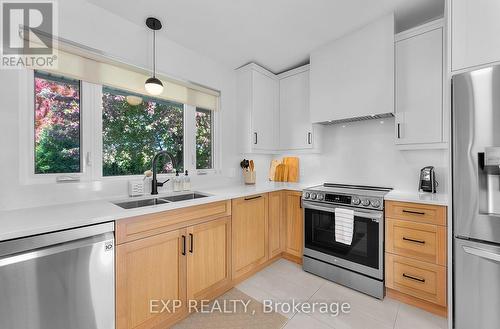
236,259 -> 448,329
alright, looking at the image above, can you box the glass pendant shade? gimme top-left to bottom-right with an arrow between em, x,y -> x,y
144,77 -> 164,95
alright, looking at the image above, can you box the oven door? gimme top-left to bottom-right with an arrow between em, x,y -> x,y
303,201 -> 384,280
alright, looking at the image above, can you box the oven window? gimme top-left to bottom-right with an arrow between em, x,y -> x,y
304,208 -> 379,269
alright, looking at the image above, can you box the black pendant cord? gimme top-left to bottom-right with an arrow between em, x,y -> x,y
153,29 -> 156,78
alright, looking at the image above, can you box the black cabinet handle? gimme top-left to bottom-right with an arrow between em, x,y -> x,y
402,210 -> 425,216
181,235 -> 186,255
189,233 -> 194,253
403,273 -> 426,283
403,237 -> 425,244
307,132 -> 312,145
254,132 -> 258,145
244,195 -> 262,201
397,123 -> 401,139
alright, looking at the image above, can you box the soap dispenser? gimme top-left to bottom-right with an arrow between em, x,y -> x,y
183,170 -> 191,191
173,170 -> 182,192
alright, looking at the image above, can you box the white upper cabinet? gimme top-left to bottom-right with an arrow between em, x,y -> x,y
278,67 -> 313,150
395,21 -> 444,147
236,64 -> 279,152
236,63 -> 320,153
451,0 -> 500,71
310,13 -> 394,123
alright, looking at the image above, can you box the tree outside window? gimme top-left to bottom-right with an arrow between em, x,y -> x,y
102,87 -> 184,176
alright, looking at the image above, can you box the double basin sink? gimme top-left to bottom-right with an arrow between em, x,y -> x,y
113,192 -> 209,209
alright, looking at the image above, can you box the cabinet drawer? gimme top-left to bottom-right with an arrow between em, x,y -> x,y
386,219 -> 446,265
385,253 -> 446,306
385,201 -> 446,226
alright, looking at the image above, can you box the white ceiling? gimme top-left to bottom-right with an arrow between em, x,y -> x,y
87,0 -> 444,73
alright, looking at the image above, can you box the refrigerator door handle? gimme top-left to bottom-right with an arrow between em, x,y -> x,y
463,245 -> 500,263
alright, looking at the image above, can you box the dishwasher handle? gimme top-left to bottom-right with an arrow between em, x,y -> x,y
0,232 -> 114,268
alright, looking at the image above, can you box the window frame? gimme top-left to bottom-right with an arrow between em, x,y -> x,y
20,69 -> 220,185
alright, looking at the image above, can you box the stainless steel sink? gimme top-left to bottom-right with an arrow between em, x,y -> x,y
159,192 -> 208,202
113,192 -> 209,209
113,197 -> 171,209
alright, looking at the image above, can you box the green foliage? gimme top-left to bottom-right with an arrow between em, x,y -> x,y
196,109 -> 213,169
102,88 -> 184,176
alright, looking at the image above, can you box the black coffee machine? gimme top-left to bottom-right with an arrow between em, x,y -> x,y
419,166 -> 437,193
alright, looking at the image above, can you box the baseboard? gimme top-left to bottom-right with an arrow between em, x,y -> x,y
386,288 -> 448,318
281,252 -> 303,264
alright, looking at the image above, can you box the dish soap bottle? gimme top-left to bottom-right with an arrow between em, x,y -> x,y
173,170 -> 182,192
183,170 -> 191,191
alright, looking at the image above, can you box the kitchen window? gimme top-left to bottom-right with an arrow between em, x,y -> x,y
34,71 -> 81,174
22,68 -> 218,183
102,87 -> 184,176
196,108 -> 213,170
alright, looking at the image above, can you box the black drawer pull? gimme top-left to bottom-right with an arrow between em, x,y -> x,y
181,235 -> 186,255
403,273 -> 426,283
402,210 -> 426,216
403,237 -> 426,244
244,195 -> 262,201
189,233 -> 194,253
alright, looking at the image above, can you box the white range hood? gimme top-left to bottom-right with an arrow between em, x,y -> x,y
309,13 -> 395,124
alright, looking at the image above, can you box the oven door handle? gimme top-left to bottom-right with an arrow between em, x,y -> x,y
302,201 -> 382,222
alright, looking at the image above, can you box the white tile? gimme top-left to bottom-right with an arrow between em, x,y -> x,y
283,313 -> 335,329
247,269 -> 321,301
262,259 -> 328,290
310,308 -> 394,329
310,281 -> 399,328
395,303 -> 448,329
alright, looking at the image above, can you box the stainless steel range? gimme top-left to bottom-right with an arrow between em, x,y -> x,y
302,183 -> 392,299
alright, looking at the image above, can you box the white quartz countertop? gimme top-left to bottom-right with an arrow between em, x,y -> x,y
384,190 -> 449,206
0,182 -> 449,242
0,182 -> 309,242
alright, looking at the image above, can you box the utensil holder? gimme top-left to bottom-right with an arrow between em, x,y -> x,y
243,170 -> 256,185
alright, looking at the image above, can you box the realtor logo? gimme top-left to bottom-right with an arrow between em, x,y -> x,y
1,0 -> 58,69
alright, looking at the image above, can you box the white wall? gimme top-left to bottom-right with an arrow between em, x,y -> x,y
279,118 -> 449,193
0,0 -> 245,210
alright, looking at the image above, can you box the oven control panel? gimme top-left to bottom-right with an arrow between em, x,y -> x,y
303,190 -> 383,210
324,194 -> 351,204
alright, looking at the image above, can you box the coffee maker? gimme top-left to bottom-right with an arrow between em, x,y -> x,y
419,166 -> 437,193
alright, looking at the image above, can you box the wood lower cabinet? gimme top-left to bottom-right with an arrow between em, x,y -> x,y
116,206 -> 232,329
116,229 -> 187,329
285,191 -> 303,259
385,200 -> 447,317
268,191 -> 286,258
186,217 -> 231,300
232,194 -> 269,280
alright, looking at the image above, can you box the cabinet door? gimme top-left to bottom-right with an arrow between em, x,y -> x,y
452,0 -> 500,71
279,71 -> 313,149
186,217 -> 231,300
116,229 -> 186,329
232,194 -> 269,280
252,70 -> 278,151
285,191 -> 304,258
395,28 -> 443,145
269,191 -> 286,258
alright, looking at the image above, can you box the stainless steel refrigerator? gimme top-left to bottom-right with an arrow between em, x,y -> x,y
453,65 -> 500,329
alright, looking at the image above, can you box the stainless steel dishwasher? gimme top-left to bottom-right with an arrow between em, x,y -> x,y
0,222 -> 115,329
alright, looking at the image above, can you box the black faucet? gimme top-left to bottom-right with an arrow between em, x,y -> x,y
151,150 -> 176,195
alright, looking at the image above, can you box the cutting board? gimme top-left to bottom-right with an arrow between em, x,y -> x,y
283,157 -> 299,182
274,164 -> 288,182
268,160 -> 280,181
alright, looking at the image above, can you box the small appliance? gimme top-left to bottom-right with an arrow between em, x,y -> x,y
418,166 -> 437,193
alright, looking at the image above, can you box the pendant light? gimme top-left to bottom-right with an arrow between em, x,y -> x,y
145,17 -> 164,95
